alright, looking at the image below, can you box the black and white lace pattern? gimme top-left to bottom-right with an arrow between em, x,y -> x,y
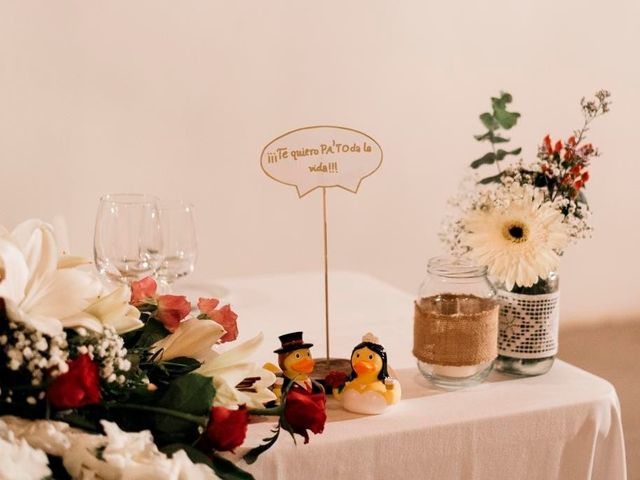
497,291 -> 560,358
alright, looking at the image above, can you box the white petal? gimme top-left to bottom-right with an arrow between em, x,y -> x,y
24,269 -> 102,320
0,237 -> 29,303
153,318 -> 224,362
10,220 -> 59,299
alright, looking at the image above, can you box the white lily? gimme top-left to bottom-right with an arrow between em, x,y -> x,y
196,332 -> 277,409
64,285 -> 144,334
152,320 -> 275,408
0,219 -> 143,337
0,220 -> 102,337
151,318 -> 225,361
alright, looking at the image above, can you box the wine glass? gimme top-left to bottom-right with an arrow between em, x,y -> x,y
94,193 -> 162,284
155,200 -> 197,291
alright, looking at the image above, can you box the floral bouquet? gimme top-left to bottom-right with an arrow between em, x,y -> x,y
442,90 -> 610,291
0,220 -> 325,480
441,90 -> 610,375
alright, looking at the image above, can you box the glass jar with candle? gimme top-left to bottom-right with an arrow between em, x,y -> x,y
413,256 -> 499,389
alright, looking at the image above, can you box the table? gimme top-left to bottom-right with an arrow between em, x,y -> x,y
185,271 -> 627,480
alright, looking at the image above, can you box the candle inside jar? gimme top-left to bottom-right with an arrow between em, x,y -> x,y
431,364 -> 483,378
413,294 -> 499,380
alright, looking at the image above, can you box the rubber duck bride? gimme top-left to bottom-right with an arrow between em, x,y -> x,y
333,333 -> 401,415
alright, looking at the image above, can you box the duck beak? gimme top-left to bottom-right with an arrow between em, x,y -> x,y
353,361 -> 376,375
291,358 -> 315,374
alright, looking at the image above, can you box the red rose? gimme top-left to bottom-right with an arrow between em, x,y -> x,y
197,297 -> 220,314
130,277 -> 158,306
156,295 -> 191,332
203,405 -> 249,453
324,370 -> 348,389
47,354 -> 101,409
210,305 -> 238,343
284,389 -> 326,444
198,298 -> 238,343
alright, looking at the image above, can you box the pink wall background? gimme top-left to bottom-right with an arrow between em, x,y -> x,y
1,1 -> 639,324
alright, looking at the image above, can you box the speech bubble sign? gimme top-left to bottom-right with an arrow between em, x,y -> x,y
261,125 -> 383,197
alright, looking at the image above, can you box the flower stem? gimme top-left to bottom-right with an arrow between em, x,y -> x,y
104,402 -> 208,426
248,406 -> 283,417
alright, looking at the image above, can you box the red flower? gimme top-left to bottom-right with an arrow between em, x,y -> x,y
324,370 -> 348,389
284,389 -> 326,444
570,165 -> 583,176
197,298 -> 220,314
554,140 -> 563,153
543,135 -> 553,154
156,295 -> 191,332
203,405 -> 249,453
198,298 -> 238,343
568,136 -> 577,146
47,354 -> 101,409
130,277 -> 158,306
582,171 -> 590,182
210,305 -> 238,343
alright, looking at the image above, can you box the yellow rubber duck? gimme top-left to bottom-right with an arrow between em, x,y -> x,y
333,333 -> 401,415
270,331 -> 319,397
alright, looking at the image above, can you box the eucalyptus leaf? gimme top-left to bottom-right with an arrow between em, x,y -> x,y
474,131 -> 510,144
470,152 -> 496,168
479,112 -> 498,131
494,108 -> 520,129
479,173 -> 504,184
495,147 -> 522,160
491,92 -> 513,110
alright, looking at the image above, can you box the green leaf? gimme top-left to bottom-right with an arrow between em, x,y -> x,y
162,445 -> 255,480
470,152 -> 496,168
493,108 -> 520,129
243,427 -> 281,465
474,131 -> 510,143
479,112 -> 498,130
491,92 -> 513,110
577,190 -> 589,205
495,147 -> 522,160
473,131 -> 491,141
479,172 -> 504,184
211,453 -> 255,480
135,318 -> 171,349
155,373 -> 215,433
158,357 -> 202,376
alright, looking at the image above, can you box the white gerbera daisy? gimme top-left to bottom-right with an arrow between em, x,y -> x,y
462,187 -> 569,290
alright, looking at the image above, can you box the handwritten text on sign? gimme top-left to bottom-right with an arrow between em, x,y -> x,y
261,126 -> 383,197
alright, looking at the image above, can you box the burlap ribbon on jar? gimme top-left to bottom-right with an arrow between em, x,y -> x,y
413,294 -> 499,367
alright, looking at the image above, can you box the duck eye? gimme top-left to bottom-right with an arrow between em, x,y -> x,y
295,353 -> 301,359
368,354 -> 373,360
356,353 -> 360,358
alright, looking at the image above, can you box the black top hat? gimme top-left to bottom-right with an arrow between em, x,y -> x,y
274,331 -> 314,354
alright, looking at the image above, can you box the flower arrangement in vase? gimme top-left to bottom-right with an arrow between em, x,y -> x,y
0,220 -> 325,479
441,90 -> 611,376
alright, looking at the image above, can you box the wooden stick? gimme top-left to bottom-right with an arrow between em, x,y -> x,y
322,187 -> 330,361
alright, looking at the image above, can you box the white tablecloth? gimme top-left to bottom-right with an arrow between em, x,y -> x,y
185,271 -> 627,480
